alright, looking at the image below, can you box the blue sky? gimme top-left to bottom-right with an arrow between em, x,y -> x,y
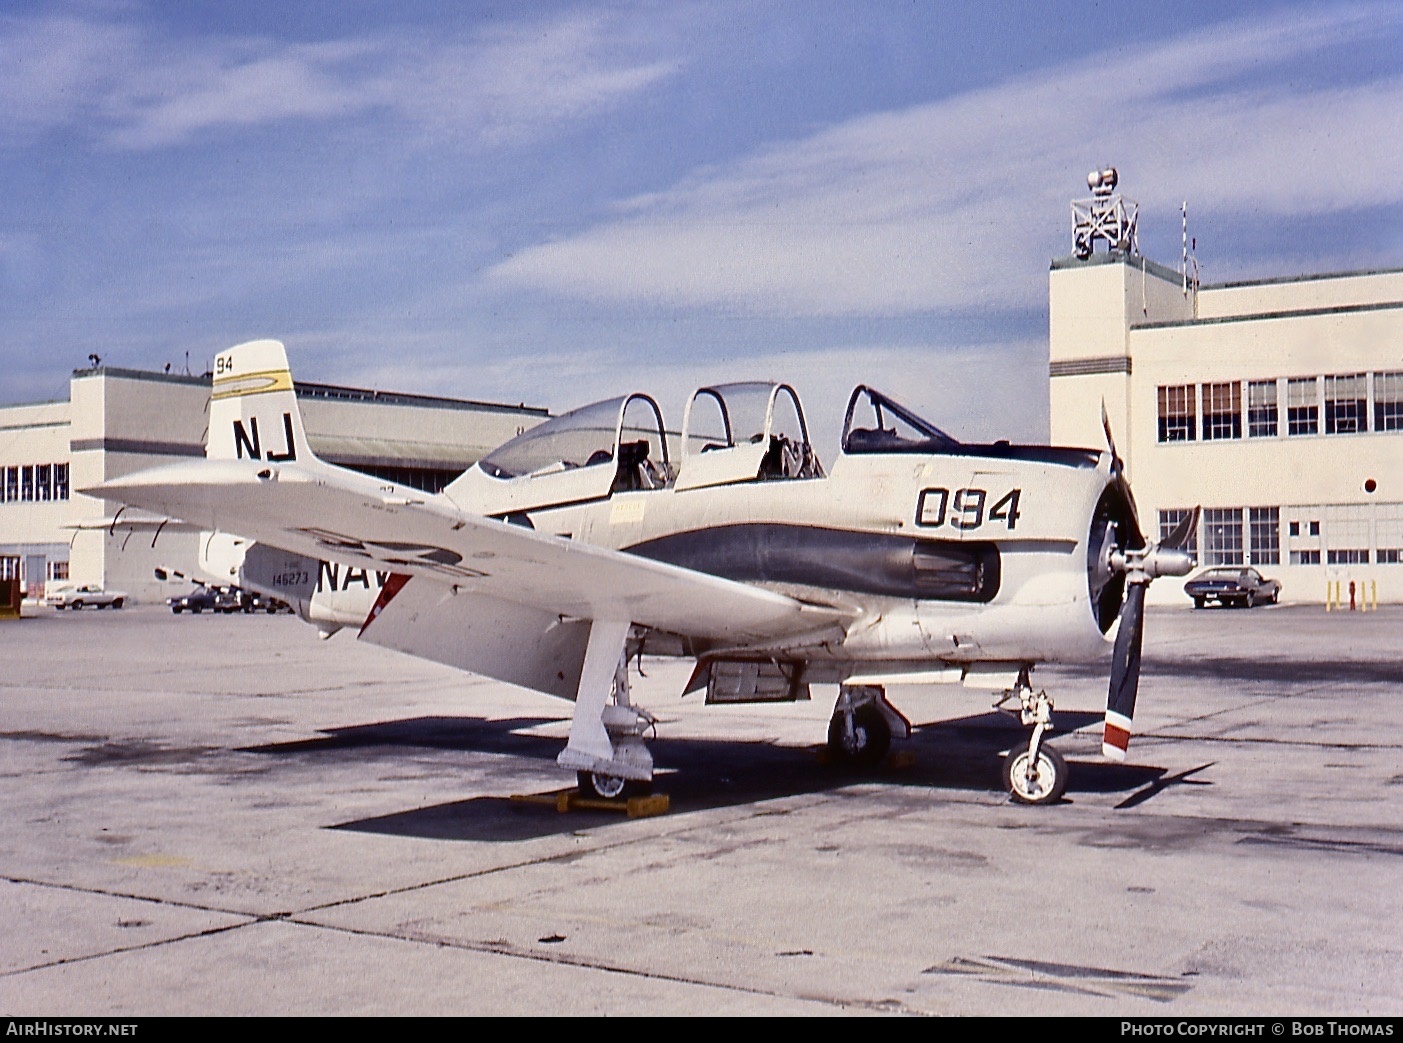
2,0 -> 1400,449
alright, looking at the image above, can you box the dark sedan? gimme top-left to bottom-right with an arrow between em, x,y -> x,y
168,586 -> 241,614
1184,567 -> 1281,609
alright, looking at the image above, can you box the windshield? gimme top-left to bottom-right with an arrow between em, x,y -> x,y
478,397 -> 624,479
841,386 -> 959,454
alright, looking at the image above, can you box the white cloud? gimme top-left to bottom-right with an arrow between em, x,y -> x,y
485,4 -> 1403,317
393,13 -> 679,148
0,9 -> 680,150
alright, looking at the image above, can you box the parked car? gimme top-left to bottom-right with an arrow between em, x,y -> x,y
168,586 -> 241,614
168,585 -> 291,615
45,584 -> 128,610
1184,567 -> 1281,609
234,589 -> 294,614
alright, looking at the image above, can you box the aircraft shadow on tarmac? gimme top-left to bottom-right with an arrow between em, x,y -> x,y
242,710 -> 1177,843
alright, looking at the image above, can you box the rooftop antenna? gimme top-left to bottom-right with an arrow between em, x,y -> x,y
1180,201 -> 1200,297
1072,167 -> 1138,259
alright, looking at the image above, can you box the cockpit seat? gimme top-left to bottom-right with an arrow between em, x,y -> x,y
612,440 -> 658,492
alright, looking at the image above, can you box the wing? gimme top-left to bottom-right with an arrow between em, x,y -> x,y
93,455 -> 847,644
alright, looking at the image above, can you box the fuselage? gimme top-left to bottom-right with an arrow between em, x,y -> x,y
444,438 -> 1122,670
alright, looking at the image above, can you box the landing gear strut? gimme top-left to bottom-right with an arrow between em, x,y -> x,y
1000,668 -> 1068,805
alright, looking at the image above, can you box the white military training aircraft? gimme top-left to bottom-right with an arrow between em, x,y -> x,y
96,340 -> 1197,804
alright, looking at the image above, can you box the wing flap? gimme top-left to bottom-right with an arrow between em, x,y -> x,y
91,458 -> 849,644
359,578 -> 592,699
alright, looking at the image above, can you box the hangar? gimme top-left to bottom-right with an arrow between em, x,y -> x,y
1050,172 -> 1403,604
0,363 -> 546,604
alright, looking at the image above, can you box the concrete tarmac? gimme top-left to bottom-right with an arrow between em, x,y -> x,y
1,601 -> 1400,1016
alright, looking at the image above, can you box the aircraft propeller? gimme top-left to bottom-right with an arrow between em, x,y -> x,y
1095,404 -> 1198,761
1101,506 -> 1199,760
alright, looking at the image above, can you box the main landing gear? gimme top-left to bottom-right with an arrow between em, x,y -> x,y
999,668 -> 1068,805
557,619 -> 657,801
826,685 -> 908,769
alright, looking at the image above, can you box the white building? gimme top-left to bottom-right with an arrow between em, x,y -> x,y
1,364 -> 546,604
1050,179 -> 1403,605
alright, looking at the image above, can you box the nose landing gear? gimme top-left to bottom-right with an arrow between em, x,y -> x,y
1000,668 -> 1068,805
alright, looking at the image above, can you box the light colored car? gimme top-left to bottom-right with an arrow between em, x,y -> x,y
45,584 -> 129,610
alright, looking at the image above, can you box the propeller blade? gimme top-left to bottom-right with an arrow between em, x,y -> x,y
1163,505 -> 1201,552
1104,580 -> 1146,762
1115,475 -> 1145,549
1101,400 -> 1120,474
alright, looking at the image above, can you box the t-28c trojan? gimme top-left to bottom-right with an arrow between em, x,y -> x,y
97,340 -> 1197,804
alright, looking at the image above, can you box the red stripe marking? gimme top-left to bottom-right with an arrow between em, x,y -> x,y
1103,721 -> 1131,751
359,573 -> 410,636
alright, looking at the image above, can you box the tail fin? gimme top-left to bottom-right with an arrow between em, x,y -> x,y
206,340 -> 313,465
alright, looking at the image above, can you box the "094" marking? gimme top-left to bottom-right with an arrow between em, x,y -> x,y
916,487 -> 1021,531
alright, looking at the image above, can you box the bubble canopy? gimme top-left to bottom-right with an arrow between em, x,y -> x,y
478,394 -> 669,480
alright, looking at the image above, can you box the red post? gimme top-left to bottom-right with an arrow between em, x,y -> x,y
1349,580 -> 1356,611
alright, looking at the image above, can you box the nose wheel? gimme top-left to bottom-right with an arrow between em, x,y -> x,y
1002,744 -> 1068,805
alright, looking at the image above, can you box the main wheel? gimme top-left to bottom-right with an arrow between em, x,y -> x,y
1002,745 -> 1068,805
826,704 -> 892,768
72,600 -> 84,610
1193,597 -> 1205,609
112,599 -> 124,609
577,770 -> 650,801
1245,593 -> 1255,608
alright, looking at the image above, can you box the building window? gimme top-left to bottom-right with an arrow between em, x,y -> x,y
1324,373 -> 1367,434
4,467 -> 16,502
0,556 -> 19,580
1202,382 -> 1242,440
1247,380 -> 1278,437
49,561 -> 69,582
1157,385 -> 1196,442
1376,372 -> 1403,432
1291,549 -> 1321,565
1375,506 -> 1403,564
1158,508 -> 1199,560
1248,507 -> 1280,566
1202,507 -> 1244,566
35,464 -> 52,501
1286,377 -> 1319,436
54,463 -> 69,501
1324,505 -> 1369,566
21,465 -> 33,501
